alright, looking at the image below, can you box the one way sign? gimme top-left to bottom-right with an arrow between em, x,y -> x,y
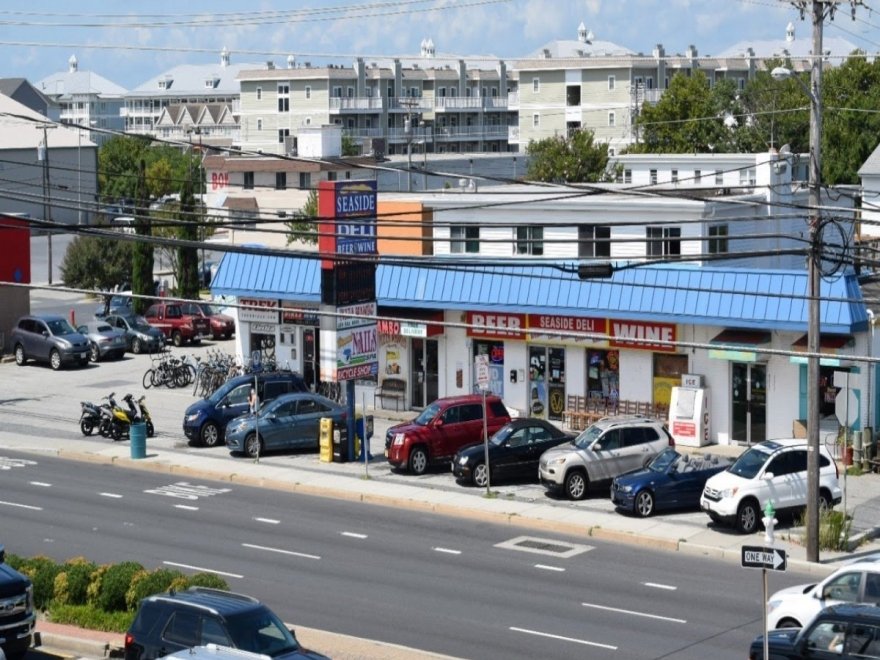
741,545 -> 787,571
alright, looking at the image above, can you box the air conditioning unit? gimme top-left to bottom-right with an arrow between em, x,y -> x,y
284,136 -> 298,156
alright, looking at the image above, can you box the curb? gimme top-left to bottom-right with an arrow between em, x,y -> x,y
35,631 -> 121,658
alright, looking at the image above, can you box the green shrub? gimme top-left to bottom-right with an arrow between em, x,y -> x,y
186,573 -> 229,591
125,568 -> 185,611
96,561 -> 144,612
87,565 -> 109,607
819,509 -> 853,551
4,553 -> 25,571
49,603 -> 135,633
54,558 -> 98,606
19,556 -> 61,609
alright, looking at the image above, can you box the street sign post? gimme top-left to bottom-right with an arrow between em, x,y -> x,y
475,355 -> 491,495
741,545 -> 787,571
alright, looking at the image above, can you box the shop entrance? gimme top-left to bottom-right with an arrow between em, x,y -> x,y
303,328 -> 317,392
249,332 -> 276,369
410,338 -> 438,409
731,362 -> 766,445
529,345 -> 566,421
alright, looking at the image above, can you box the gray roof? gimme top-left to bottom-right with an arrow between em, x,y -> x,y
859,142 -> 880,177
717,22 -> 858,59
36,70 -> 127,98
524,37 -> 635,59
126,62 -> 262,98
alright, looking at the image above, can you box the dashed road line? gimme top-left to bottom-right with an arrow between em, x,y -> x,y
433,547 -> 462,555
174,504 -> 199,511
644,582 -> 677,591
163,561 -> 243,579
29,481 -> 52,487
510,627 -> 617,650
582,602 -> 686,624
0,500 -> 42,511
242,542 -> 320,561
255,517 -> 280,524
341,532 -> 368,539
534,564 -> 565,572
99,492 -> 123,499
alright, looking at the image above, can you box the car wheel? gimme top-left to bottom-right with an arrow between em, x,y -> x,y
635,490 -> 655,517
776,618 -> 801,629
564,470 -> 588,500
471,462 -> 489,488
736,499 -> 760,534
132,338 -> 142,354
14,344 -> 26,366
201,422 -> 220,447
172,331 -> 183,347
89,342 -> 100,362
819,490 -> 832,513
49,349 -> 62,371
408,446 -> 428,475
80,419 -> 95,436
245,433 -> 262,458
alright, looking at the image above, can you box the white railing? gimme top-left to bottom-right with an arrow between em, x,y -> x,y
329,97 -> 385,111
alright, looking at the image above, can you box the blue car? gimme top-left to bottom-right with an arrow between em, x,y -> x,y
611,448 -> 733,517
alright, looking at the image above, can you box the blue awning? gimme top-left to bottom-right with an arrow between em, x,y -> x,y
210,254 -> 869,334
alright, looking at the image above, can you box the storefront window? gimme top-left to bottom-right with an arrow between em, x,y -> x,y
528,345 -> 565,420
473,340 -> 504,398
653,353 -> 688,406
586,350 -> 619,402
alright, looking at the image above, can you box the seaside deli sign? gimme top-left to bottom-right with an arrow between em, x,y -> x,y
317,180 -> 378,306
466,312 -> 677,352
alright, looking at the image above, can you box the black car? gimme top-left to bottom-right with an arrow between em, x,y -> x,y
104,314 -> 165,354
749,603 -> 880,659
452,417 -> 573,487
124,587 -> 328,660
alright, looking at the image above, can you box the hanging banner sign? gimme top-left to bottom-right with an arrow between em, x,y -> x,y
609,320 -> 677,352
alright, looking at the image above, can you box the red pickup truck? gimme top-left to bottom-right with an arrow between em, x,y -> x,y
144,302 -> 211,347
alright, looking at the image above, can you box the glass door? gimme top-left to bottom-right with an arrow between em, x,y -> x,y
731,362 -> 766,445
410,338 -> 439,409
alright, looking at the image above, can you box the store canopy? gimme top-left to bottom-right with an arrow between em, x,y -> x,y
789,333 -> 855,366
709,329 -> 772,362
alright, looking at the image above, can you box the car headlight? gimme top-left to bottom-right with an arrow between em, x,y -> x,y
548,456 -> 567,466
618,484 -> 633,493
186,412 -> 202,422
392,433 -> 406,446
57,339 -> 72,348
721,487 -> 739,498
459,455 -> 469,465
26,584 -> 34,610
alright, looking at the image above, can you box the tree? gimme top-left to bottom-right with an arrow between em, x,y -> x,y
285,188 -> 319,246
525,129 -> 613,183
630,71 -> 743,154
98,135 -> 152,202
61,236 -> 132,291
176,168 -> 200,299
131,160 -> 154,315
341,135 -> 361,157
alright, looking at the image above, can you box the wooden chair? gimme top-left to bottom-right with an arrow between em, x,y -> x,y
563,395 -> 579,429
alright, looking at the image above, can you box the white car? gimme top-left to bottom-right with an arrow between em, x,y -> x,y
700,438 -> 841,534
767,558 -> 880,629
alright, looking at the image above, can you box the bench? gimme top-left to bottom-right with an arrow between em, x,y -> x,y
374,377 -> 406,411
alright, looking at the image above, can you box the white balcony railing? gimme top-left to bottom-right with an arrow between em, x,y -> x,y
329,97 -> 386,111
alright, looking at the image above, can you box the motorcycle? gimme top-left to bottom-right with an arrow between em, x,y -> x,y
79,400 -> 103,436
105,392 -> 134,441
124,393 -> 155,438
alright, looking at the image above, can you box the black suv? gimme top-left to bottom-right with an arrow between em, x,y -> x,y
183,372 -> 308,447
749,603 -> 880,659
124,587 -> 327,660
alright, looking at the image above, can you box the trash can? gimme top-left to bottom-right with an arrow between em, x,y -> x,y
355,414 -> 374,460
130,422 -> 147,459
333,423 -> 349,463
319,418 -> 333,463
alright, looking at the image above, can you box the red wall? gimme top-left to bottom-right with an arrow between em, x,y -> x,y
0,215 -> 30,284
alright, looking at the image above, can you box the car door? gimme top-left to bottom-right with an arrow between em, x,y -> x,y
783,448 -> 809,510
158,608 -> 200,657
294,397 -> 329,448
588,428 -> 623,482
619,427 -> 654,474
458,403 -> 487,454
435,405 -> 463,459
220,383 -> 251,428
262,399 -> 297,450
763,450 -> 796,511
495,426 -> 531,480
31,319 -> 51,361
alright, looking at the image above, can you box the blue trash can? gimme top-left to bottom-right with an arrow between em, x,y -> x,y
130,422 -> 147,459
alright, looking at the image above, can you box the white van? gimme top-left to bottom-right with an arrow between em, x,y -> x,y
700,438 -> 841,534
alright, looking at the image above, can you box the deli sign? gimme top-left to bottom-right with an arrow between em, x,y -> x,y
317,180 -> 377,268
610,320 -> 677,352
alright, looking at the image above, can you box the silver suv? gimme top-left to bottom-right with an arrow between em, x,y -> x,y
10,314 -> 89,370
538,416 -> 674,500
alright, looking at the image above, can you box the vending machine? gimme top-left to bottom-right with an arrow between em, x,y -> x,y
668,385 -> 711,447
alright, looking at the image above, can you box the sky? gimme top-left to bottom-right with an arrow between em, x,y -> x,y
1,0 -> 880,89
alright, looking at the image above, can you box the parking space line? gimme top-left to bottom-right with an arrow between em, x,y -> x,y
510,626 -> 617,650
644,582 -> 677,591
433,547 -> 462,555
534,564 -> 565,572
582,602 -> 686,624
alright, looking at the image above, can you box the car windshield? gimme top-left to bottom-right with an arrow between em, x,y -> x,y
728,445 -> 773,479
130,317 -> 153,331
413,402 -> 442,426
225,608 -> 299,656
200,304 -> 222,316
648,448 -> 680,473
96,324 -> 113,333
572,424 -> 604,449
46,319 -> 76,335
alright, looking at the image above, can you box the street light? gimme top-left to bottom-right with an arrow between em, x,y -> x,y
771,63 -> 823,562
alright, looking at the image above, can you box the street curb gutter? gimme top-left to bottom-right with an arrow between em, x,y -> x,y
35,631 -> 118,658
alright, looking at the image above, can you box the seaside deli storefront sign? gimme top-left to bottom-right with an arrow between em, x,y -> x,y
466,312 -> 676,351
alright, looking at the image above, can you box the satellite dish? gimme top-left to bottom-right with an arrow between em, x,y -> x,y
779,143 -> 792,156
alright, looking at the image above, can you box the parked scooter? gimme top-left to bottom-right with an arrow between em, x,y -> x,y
79,400 -> 103,436
124,393 -> 155,438
105,392 -> 134,441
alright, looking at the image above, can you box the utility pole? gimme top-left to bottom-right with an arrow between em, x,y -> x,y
789,0 -> 864,563
37,123 -> 57,285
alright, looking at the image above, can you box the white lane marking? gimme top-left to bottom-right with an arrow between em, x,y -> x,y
163,561 -> 243,579
535,564 -> 565,572
510,627 -> 617,651
242,543 -> 320,561
582,602 -> 687,624
433,547 -> 462,555
644,582 -> 677,591
255,517 -> 280,524
99,492 -> 123,499
0,500 -> 42,511
174,504 -> 199,511
341,532 -> 367,539
29,481 -> 52,487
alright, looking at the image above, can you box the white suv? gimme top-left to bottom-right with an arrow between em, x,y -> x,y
767,558 -> 880,629
700,438 -> 841,534
538,416 -> 674,500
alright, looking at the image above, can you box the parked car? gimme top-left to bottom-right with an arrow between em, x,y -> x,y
10,314 -> 90,370
124,587 -> 328,660
182,302 -> 235,340
76,319 -> 128,362
144,302 -> 211,347
225,392 -> 352,457
183,372 -> 308,447
95,294 -> 134,318
700,438 -> 842,534
611,448 -> 734,517
452,417 -> 573,487
538,415 -> 674,500
385,394 -> 511,475
0,544 -> 35,660
749,603 -> 880,659
104,314 -> 165,354
766,558 -> 880,630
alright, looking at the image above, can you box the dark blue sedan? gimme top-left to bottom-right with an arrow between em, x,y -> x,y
611,448 -> 733,517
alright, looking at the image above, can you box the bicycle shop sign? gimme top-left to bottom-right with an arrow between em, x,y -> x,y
335,301 -> 378,381
238,298 -> 279,324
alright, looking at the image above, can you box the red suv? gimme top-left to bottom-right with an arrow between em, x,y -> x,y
385,394 -> 511,475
